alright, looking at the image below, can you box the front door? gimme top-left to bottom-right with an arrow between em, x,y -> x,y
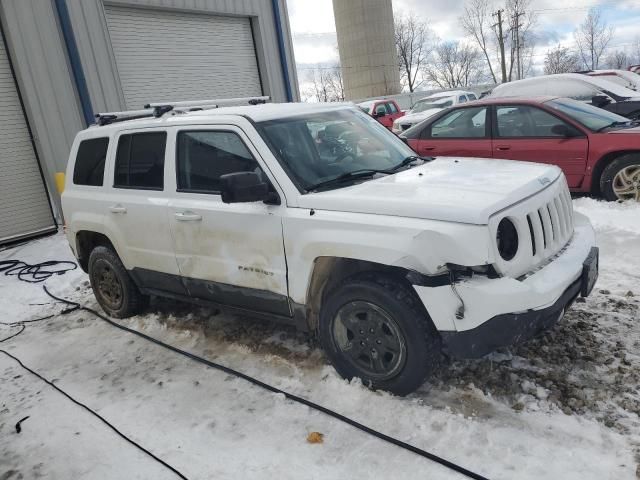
412,106 -> 493,157
167,126 -> 290,316
492,105 -> 588,188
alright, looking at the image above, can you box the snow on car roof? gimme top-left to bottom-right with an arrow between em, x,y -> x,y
493,73 -> 640,99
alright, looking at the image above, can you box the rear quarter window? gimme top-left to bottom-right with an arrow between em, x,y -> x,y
73,138 -> 109,186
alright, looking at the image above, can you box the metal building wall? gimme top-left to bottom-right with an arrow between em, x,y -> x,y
65,0 -> 300,113
0,0 -> 299,222
0,0 -> 86,221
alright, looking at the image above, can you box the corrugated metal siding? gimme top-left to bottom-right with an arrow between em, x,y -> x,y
65,0 -> 298,111
0,0 -> 86,223
104,5 -> 262,109
0,31 -> 56,243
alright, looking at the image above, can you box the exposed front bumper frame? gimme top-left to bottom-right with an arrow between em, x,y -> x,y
439,275 -> 581,358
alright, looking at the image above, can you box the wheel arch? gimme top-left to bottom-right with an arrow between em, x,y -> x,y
591,150 -> 640,196
302,256 -> 419,332
75,231 -> 118,272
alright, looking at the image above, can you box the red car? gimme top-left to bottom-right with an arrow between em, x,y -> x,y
401,96 -> 640,201
357,99 -> 404,130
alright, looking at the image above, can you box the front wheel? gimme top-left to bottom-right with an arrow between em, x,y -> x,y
318,273 -> 441,396
600,155 -> 640,202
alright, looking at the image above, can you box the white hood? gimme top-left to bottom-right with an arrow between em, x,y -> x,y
399,108 -> 442,125
298,158 -> 562,225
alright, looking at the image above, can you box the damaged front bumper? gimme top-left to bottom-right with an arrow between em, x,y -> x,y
412,212 -> 598,358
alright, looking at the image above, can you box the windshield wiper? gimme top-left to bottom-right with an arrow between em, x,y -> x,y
597,120 -> 631,132
305,169 -> 391,192
389,155 -> 429,171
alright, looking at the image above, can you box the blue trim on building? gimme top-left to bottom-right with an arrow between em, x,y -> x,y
271,0 -> 293,102
54,0 -> 93,126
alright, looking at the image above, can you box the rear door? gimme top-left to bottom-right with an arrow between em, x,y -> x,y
104,129 -> 185,295
167,126 -> 290,316
492,105 -> 588,188
411,106 -> 492,157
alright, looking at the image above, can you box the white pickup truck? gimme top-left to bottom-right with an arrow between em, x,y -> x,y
62,100 -> 599,395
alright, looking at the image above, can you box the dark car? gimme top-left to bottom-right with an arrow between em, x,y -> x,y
401,96 -> 640,201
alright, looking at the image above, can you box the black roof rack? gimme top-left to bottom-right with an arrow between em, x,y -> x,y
94,96 -> 270,126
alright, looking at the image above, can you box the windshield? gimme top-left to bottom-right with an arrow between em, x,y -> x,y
257,108 -> 416,192
412,97 -> 453,112
546,98 -> 630,131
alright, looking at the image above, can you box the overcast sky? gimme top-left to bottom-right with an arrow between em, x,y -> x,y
288,0 -> 640,91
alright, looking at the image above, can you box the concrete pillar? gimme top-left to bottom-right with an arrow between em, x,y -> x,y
333,0 -> 401,100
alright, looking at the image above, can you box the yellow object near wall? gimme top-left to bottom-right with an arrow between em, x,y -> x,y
55,172 -> 65,194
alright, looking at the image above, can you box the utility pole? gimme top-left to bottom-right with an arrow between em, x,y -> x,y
512,9 -> 525,80
492,9 -> 507,83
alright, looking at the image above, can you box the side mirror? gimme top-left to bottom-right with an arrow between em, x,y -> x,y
373,109 -> 386,118
220,172 -> 271,204
592,95 -> 611,108
551,124 -> 573,137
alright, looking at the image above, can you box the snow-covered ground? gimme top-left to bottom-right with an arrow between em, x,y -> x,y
1,198 -> 639,479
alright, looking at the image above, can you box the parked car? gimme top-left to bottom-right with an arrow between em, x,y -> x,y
391,90 -> 477,134
583,69 -> 640,91
401,96 -> 640,201
629,65 -> 640,74
356,98 -> 404,129
62,100 -> 598,395
490,73 -> 640,120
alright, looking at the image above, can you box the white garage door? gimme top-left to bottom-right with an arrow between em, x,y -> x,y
0,38 -> 56,245
104,6 -> 263,109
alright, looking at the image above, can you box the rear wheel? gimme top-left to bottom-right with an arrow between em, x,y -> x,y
600,155 -> 640,202
318,273 -> 441,396
88,246 -> 148,318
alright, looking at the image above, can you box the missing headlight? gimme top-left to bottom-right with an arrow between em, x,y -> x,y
497,218 -> 518,261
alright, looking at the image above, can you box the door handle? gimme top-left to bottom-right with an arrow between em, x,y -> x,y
422,146 -> 436,151
174,212 -> 202,222
496,145 -> 511,151
109,205 -> 127,214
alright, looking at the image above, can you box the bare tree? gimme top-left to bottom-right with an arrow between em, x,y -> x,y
632,36 -> 640,64
394,14 -> 432,92
606,50 -> 629,70
303,65 -> 344,102
544,45 -> 581,74
461,0 -> 498,83
574,8 -> 614,70
461,0 -> 536,83
424,41 -> 486,89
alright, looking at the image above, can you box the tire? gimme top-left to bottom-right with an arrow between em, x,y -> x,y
88,246 -> 148,318
599,155 -> 640,202
318,272 -> 441,396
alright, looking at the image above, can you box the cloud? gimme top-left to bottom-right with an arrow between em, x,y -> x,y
287,0 -> 640,81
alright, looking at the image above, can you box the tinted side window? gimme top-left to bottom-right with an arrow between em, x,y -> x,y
114,132 -> 166,190
73,138 -> 109,186
496,106 -> 576,137
177,131 -> 260,194
430,107 -> 487,138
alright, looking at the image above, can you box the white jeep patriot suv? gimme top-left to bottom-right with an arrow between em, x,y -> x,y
62,99 -> 599,395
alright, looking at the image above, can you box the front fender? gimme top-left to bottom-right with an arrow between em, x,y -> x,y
283,209 -> 492,304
